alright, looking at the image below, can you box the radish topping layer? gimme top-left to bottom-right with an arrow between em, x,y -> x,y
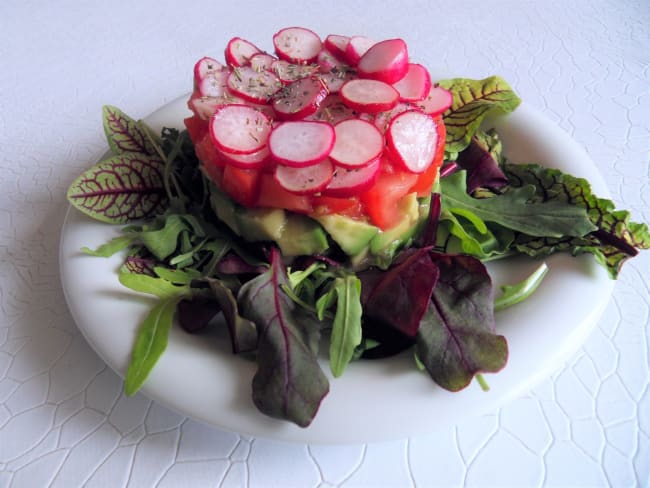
330,119 -> 383,168
386,110 -> 440,173
273,27 -> 323,64
210,104 -> 272,155
268,121 -> 335,167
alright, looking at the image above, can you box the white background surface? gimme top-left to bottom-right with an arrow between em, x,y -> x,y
1,0 -> 649,486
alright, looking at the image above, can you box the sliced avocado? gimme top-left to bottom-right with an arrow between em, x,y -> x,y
209,185 -> 240,234
369,193 -> 423,267
236,207 -> 287,242
315,214 -> 378,256
276,214 -> 329,256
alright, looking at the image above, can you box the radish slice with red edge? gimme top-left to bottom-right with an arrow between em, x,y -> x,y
344,36 -> 375,66
272,76 -> 328,120
217,145 -> 270,169
274,158 -> 334,194
319,67 -> 355,94
373,102 -> 416,132
317,48 -> 344,73
340,78 -> 400,113
324,34 -> 350,61
392,63 -> 432,102
357,38 -> 409,84
188,92 -> 246,120
322,158 -> 381,197
224,37 -> 262,67
198,69 -> 230,97
271,60 -> 319,84
308,94 -> 361,124
330,119 -> 383,168
227,66 -> 282,104
210,104 -> 272,155
386,110 -> 439,173
273,27 -> 322,64
415,84 -> 453,116
268,121 -> 335,167
194,57 -> 224,84
249,53 -> 277,72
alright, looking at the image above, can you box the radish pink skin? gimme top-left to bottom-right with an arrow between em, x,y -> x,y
249,52 -> 277,72
415,85 -> 453,116
271,60 -> 319,84
339,79 -> 400,114
198,69 -> 230,97
324,34 -> 350,61
357,38 -> 409,84
344,36 -> 375,66
193,57 -> 224,84
226,66 -> 282,104
188,92 -> 246,120
273,27 -> 323,64
392,63 -> 432,102
322,158 -> 381,197
224,37 -> 262,67
210,104 -> 273,155
217,145 -> 271,170
385,109 -> 439,173
268,121 -> 335,167
272,76 -> 329,121
274,158 -> 334,195
373,102 -> 417,133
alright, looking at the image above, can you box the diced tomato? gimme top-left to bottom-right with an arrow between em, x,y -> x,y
201,162 -> 224,187
194,133 -> 224,168
311,195 -> 364,219
221,165 -> 261,208
256,173 -> 313,213
184,115 -> 208,143
360,171 -> 418,230
409,115 -> 446,196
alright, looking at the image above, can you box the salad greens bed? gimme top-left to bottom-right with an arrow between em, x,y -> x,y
67,76 -> 650,427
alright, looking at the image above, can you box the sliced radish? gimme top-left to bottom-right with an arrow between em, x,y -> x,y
344,36 -> 375,66
319,66 -> 355,94
308,94 -> 361,124
274,158 -> 334,194
386,110 -> 439,173
272,76 -> 328,120
271,60 -> 319,84
268,121 -> 335,167
415,84 -> 453,116
250,52 -> 277,72
210,104 -> 273,155
357,38 -> 409,84
339,78 -> 400,113
324,34 -> 350,61
198,68 -> 230,97
188,92 -> 245,120
374,102 -> 416,132
317,48 -> 344,73
392,63 -> 432,102
273,27 -> 322,64
194,56 -> 225,84
323,158 -> 381,197
224,37 -> 262,67
329,119 -> 383,168
227,65 -> 282,104
218,145 -> 270,169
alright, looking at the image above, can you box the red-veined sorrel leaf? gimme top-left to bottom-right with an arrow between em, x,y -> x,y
103,105 -> 158,156
66,153 -> 167,224
237,248 -> 329,427
416,253 -> 508,391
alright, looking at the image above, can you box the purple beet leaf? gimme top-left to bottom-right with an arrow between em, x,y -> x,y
456,130 -> 508,194
237,248 -> 329,427
103,105 -> 159,156
416,253 -> 508,391
66,153 -> 168,224
177,296 -> 221,333
359,247 -> 440,338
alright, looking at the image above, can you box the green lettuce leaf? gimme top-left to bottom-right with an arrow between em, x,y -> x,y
439,76 -> 521,153
328,275 -> 363,378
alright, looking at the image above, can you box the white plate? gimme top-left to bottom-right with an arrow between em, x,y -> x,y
60,95 -> 614,444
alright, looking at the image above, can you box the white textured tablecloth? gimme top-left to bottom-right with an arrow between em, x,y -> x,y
1,0 -> 649,486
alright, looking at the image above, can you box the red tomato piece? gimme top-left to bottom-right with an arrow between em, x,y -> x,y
194,133 -> 224,168
256,173 -> 313,214
221,165 -> 261,208
360,171 -> 418,230
184,115 -> 208,143
311,195 -> 363,218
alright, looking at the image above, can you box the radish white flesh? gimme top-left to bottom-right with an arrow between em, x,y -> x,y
250,53 -> 277,72
268,121 -> 335,167
324,34 -> 350,61
210,104 -> 272,155
188,92 -> 245,120
374,102 -> 416,132
198,69 -> 230,97
272,76 -> 328,120
415,85 -> 453,116
227,66 -> 282,103
308,95 -> 361,124
273,27 -> 322,64
386,110 -> 439,173
392,63 -> 432,102
194,57 -> 224,83
357,38 -> 409,84
329,119 -> 384,168
218,145 -> 270,169
274,158 -> 334,194
271,60 -> 319,84
340,78 -> 400,113
225,37 -> 262,67
344,36 -> 375,66
323,158 -> 381,197
317,48 -> 344,73
319,67 -> 355,94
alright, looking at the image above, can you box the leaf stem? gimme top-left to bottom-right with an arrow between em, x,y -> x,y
476,374 -> 490,392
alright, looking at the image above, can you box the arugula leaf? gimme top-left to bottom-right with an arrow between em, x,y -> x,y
441,171 -> 597,238
66,153 -> 168,224
103,105 -> 159,156
416,254 -> 508,391
118,271 -> 190,299
124,295 -> 181,396
81,234 -> 137,257
494,262 -> 549,311
328,275 -> 363,377
439,76 -> 521,153
237,248 -> 329,427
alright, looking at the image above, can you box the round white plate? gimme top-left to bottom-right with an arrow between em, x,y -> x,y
60,95 -> 614,444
